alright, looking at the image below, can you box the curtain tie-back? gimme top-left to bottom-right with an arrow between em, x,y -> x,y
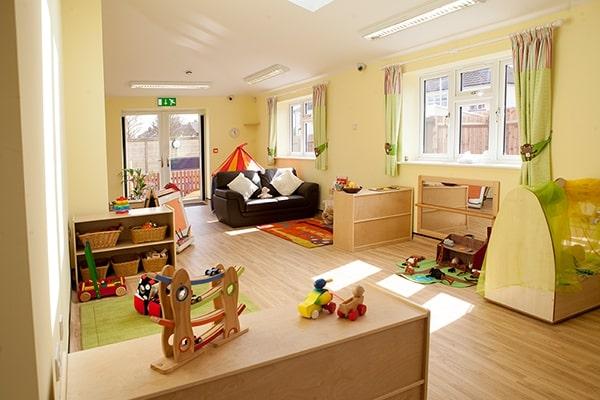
314,142 -> 328,157
267,147 -> 276,157
385,143 -> 397,156
520,132 -> 552,162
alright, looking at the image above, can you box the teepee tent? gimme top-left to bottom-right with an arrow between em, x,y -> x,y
212,143 -> 264,175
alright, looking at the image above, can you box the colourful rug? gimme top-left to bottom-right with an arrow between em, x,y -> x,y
80,284 -> 258,350
397,259 -> 478,288
257,218 -> 333,248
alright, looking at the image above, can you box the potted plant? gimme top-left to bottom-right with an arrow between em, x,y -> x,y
122,168 -> 148,199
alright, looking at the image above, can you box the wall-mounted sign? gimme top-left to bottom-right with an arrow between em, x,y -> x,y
157,97 -> 176,107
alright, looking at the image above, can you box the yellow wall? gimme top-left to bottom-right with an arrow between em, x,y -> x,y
255,1 -> 600,207
63,0 -> 109,215
105,96 -> 259,199
2,0 -> 72,398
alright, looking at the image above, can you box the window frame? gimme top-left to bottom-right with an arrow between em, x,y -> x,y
417,55 -> 520,165
286,96 -> 314,159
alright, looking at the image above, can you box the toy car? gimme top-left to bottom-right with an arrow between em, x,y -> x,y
337,285 -> 366,321
205,266 -> 222,276
298,278 -> 336,319
78,276 -> 127,302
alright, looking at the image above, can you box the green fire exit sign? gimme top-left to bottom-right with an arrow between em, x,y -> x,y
157,97 -> 176,107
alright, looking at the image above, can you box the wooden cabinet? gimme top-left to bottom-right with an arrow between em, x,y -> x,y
334,188 -> 413,251
67,286 -> 430,400
70,206 -> 177,286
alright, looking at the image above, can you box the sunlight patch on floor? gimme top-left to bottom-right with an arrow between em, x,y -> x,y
225,227 -> 259,236
376,274 -> 425,298
423,293 -> 474,333
312,260 -> 381,291
205,218 -> 220,223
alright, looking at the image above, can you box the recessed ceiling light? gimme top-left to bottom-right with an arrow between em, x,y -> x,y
288,0 -> 334,12
129,81 -> 211,89
363,0 -> 485,40
244,64 -> 290,85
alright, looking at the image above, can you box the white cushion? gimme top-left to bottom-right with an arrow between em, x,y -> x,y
271,170 -> 303,196
227,173 -> 259,201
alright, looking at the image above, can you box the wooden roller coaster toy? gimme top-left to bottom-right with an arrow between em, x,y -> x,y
148,263 -> 248,374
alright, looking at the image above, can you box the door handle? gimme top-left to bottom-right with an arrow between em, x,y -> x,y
159,157 -> 164,168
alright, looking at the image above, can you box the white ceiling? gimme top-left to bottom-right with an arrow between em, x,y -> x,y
101,0 -> 569,97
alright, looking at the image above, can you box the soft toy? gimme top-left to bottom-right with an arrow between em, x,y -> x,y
134,274 -> 162,317
258,187 -> 272,199
322,203 -> 334,225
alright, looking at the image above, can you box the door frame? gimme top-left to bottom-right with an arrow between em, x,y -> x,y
121,109 -> 206,201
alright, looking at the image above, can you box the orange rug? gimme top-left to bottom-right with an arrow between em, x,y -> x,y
257,218 -> 333,248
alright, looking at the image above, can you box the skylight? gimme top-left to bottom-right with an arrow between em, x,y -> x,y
288,0 -> 334,12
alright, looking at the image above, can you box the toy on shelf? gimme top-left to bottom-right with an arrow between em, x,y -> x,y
298,278 -> 336,319
149,264 -> 248,374
337,285 -> 367,321
78,242 -> 127,302
113,196 -> 130,214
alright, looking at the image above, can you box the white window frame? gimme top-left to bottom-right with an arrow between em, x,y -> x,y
279,95 -> 314,159
417,55 -> 520,165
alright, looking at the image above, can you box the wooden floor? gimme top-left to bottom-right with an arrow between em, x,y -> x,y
71,205 -> 600,399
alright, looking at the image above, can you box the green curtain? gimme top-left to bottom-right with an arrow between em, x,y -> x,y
313,84 -> 327,170
266,96 -> 277,165
511,27 -> 554,186
384,65 -> 402,176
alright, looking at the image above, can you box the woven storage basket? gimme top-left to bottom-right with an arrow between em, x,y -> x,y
79,258 -> 109,281
130,225 -> 168,244
77,227 -> 122,249
142,255 -> 168,273
111,254 -> 140,277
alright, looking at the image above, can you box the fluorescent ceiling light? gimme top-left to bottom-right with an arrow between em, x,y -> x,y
129,81 -> 211,89
288,0 -> 334,12
363,0 -> 485,40
244,64 -> 290,85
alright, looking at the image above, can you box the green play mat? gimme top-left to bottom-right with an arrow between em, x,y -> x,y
397,259 -> 478,288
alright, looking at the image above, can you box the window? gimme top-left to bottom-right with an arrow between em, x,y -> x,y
276,96 -> 314,158
418,57 -> 520,164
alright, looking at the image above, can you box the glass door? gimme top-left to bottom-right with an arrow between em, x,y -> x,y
123,113 -> 162,197
168,113 -> 203,202
122,111 -> 204,202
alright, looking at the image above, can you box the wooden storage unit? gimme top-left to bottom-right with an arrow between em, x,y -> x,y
70,206 -> 176,286
334,188 -> 413,252
416,175 -> 499,240
67,286 -> 430,400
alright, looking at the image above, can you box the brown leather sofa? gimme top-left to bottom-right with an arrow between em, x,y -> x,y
211,168 -> 319,227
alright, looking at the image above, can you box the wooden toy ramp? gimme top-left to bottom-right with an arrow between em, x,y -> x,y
150,264 -> 248,374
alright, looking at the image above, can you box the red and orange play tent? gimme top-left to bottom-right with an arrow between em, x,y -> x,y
212,143 -> 264,175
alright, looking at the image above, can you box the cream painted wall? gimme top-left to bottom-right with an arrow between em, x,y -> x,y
255,1 -> 600,209
105,96 -> 259,199
63,0 -> 109,215
1,0 -> 71,399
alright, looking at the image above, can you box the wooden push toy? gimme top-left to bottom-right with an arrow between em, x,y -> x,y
298,278 -> 336,319
337,285 -> 367,321
149,264 -> 248,374
78,242 -> 127,302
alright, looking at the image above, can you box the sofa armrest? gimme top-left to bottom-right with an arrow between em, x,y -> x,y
295,182 -> 318,197
214,189 -> 246,209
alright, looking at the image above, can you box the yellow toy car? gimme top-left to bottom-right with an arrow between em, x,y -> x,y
298,279 -> 336,319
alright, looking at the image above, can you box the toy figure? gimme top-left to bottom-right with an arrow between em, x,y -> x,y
298,278 -> 336,319
337,285 -> 367,321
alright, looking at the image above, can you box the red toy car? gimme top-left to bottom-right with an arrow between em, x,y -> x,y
78,276 -> 127,302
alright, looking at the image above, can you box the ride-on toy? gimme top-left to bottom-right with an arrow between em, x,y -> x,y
298,279 -> 336,319
337,285 -> 367,321
78,242 -> 127,302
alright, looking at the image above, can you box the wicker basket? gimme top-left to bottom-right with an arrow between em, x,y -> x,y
78,227 -> 122,249
142,255 -> 168,273
130,225 -> 168,244
111,254 -> 140,277
79,258 -> 109,281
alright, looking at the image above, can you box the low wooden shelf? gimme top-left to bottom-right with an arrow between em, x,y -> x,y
66,285 -> 430,400
70,206 -> 177,286
333,188 -> 413,252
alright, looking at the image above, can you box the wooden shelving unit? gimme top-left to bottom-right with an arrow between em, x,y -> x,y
333,187 -> 413,252
70,206 -> 176,286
